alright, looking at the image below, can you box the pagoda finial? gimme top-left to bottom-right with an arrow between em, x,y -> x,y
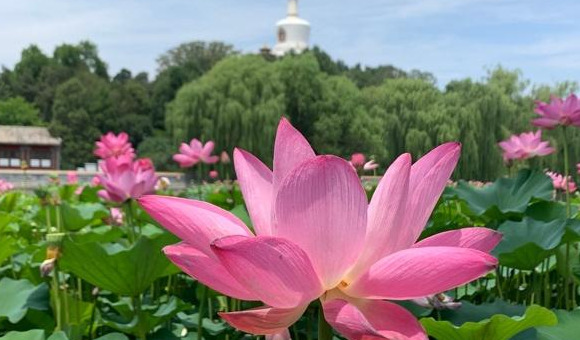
288,0 -> 298,17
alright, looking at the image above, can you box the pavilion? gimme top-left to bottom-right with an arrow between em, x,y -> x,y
0,126 -> 61,170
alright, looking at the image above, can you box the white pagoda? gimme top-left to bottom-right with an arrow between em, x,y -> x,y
271,0 -> 311,56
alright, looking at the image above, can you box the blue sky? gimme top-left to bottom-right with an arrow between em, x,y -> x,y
1,0 -> 579,86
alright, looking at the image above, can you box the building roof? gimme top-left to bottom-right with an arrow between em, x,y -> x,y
0,126 -> 61,146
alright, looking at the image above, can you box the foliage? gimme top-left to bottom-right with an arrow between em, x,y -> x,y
1,40 -> 579,177
1,170 -> 580,339
60,231 -> 178,296
0,97 -> 42,125
421,304 -> 557,340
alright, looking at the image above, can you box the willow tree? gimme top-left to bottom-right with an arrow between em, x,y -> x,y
165,55 -> 285,167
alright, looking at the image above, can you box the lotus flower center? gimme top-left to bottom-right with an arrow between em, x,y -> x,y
339,280 -> 349,288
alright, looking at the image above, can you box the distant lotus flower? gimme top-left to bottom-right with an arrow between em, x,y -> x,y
67,171 -> 78,184
221,151 -> 231,164
173,139 -> 219,168
41,245 -> 60,277
155,176 -> 171,191
74,185 -> 85,196
411,293 -> 462,310
363,160 -> 379,171
91,176 -> 101,187
0,179 -> 14,193
547,171 -> 577,193
498,131 -> 555,162
139,118 -> 500,340
94,132 -> 135,160
40,258 -> 56,277
98,155 -> 157,203
209,170 -> 219,179
136,158 -> 154,171
109,207 -> 124,226
533,94 -> 580,128
350,153 -> 366,169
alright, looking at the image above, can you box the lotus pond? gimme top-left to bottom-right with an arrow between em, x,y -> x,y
0,167 -> 578,340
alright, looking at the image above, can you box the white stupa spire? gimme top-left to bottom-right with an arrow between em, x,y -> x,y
288,0 -> 298,16
272,0 -> 310,57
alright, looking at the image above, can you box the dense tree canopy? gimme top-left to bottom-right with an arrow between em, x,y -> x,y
0,97 -> 42,126
0,40 -> 578,179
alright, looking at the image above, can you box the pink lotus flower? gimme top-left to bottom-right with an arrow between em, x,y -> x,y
98,155 -> 157,203
533,94 -> 580,128
94,132 -> 135,160
40,258 -> 56,277
547,171 -> 577,193
350,153 -> 366,169
91,176 -> 101,187
209,170 -> 219,179
221,151 -> 231,164
363,160 -> 379,171
74,185 -> 85,196
109,207 -> 124,226
67,171 -> 78,184
139,119 -> 500,340
0,179 -> 14,193
173,139 -> 219,168
498,131 -> 555,162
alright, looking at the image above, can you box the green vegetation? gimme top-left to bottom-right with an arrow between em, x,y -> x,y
1,40 -> 578,178
0,170 -> 579,339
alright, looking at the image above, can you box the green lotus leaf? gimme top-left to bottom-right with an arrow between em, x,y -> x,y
0,278 -> 49,324
450,170 -> 552,219
537,309 -> 580,340
494,218 -> 566,269
60,233 -> 179,296
421,304 -> 557,340
0,330 -> 45,340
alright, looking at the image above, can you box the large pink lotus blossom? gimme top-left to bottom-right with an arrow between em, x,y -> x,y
94,132 -> 135,160
498,130 -> 555,162
139,119 -> 500,340
547,171 -> 577,193
533,94 -> 580,128
98,155 -> 157,203
173,139 -> 219,168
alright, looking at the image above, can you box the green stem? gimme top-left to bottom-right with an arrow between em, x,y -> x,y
88,296 -> 97,340
124,200 -> 138,244
55,205 -> 61,232
198,164 -> 203,185
563,127 -> 572,217
45,206 -> 52,230
133,295 -> 146,340
496,267 -> 504,300
292,325 -> 299,340
198,285 -> 207,340
562,126 -> 573,310
52,270 -> 62,331
318,307 -> 333,340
